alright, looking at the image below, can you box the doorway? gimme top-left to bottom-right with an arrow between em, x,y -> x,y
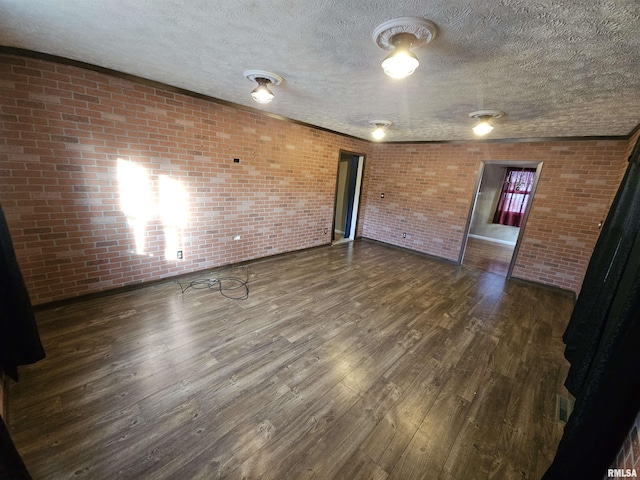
333,151 -> 364,244
460,161 -> 543,277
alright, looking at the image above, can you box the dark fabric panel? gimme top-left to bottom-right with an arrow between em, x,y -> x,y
0,205 -> 45,381
544,242 -> 640,479
563,138 -> 640,396
543,137 -> 640,479
343,155 -> 359,237
0,415 -> 32,479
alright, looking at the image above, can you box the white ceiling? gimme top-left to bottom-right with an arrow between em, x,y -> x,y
1,0 -> 639,142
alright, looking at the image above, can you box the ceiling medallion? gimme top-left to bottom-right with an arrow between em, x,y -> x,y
469,110 -> 505,136
369,120 -> 392,140
243,70 -> 284,104
373,17 -> 437,79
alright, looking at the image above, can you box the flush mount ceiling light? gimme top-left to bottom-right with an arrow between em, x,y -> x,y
469,110 -> 505,136
369,120 -> 392,140
243,70 -> 284,104
373,17 -> 437,79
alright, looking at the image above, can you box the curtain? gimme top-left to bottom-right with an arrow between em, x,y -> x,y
0,204 -> 45,381
492,167 -> 536,227
543,136 -> 640,479
343,155 -> 359,238
0,415 -> 32,479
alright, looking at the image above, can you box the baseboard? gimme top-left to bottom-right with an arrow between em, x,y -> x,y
362,237 -> 578,300
32,242 -> 333,311
510,276 -> 577,301
468,233 -> 516,246
360,237 -> 459,265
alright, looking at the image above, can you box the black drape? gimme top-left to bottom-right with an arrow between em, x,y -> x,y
0,205 -> 45,381
543,136 -> 640,479
0,415 -> 32,479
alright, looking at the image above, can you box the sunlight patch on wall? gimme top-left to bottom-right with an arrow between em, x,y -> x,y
117,159 -> 153,255
117,158 -> 189,260
159,175 -> 188,261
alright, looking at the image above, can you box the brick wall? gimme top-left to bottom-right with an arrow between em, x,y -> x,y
607,410 -> 640,478
0,54 -> 369,304
0,52 -> 635,303
361,139 -> 630,293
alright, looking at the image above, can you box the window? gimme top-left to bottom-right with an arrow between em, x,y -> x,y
492,167 -> 536,228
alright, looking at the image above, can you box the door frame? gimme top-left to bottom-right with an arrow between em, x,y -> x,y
332,150 -> 365,242
459,160 -> 544,278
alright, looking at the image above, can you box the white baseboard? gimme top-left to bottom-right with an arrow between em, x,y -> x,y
468,233 -> 516,246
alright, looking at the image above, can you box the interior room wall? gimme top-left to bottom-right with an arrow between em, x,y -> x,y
1,52 -> 636,302
469,164 -> 519,244
0,54 -> 369,305
360,139 -> 631,293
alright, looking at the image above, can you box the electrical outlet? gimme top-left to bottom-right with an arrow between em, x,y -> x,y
177,250 -> 183,259
324,228 -> 328,234
233,235 -> 241,241
402,233 -> 407,238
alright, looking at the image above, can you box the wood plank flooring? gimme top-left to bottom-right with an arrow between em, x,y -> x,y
463,237 -> 515,276
8,239 -> 574,480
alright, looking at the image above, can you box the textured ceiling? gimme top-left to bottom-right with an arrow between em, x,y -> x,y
1,0 -> 639,142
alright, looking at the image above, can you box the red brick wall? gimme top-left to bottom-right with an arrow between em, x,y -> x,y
626,130 -> 640,156
360,139 -> 630,293
0,54 -> 369,304
0,52 -> 635,302
623,131 -> 640,178
608,410 -> 640,479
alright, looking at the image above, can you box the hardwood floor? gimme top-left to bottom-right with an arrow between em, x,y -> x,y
463,237 -> 515,276
8,240 -> 574,480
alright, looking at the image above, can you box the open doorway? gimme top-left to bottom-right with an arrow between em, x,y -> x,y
333,151 -> 364,244
460,161 -> 543,277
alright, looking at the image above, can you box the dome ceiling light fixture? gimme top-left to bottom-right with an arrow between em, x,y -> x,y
369,120 -> 392,140
469,110 -> 505,136
243,70 -> 284,104
373,17 -> 437,80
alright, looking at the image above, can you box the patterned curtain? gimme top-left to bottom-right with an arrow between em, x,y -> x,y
492,167 -> 537,227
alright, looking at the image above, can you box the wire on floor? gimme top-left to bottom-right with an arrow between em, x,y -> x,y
173,265 -> 249,300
